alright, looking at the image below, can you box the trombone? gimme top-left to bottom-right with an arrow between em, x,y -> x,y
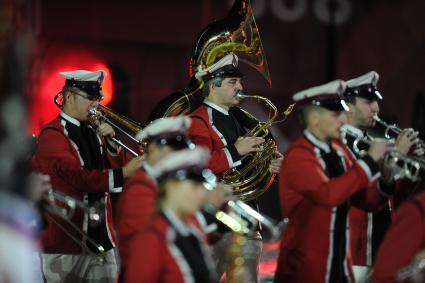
42,189 -> 106,259
88,105 -> 144,157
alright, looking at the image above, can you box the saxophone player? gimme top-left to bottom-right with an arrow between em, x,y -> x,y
187,53 -> 283,283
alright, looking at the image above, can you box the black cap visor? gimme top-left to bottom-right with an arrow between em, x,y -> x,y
150,135 -> 194,150
302,94 -> 349,112
158,168 -> 217,190
344,84 -> 383,101
65,79 -> 104,100
203,65 -> 243,82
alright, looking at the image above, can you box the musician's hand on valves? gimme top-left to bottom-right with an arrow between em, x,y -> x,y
269,150 -> 284,173
122,156 -> 144,178
235,136 -> 265,156
395,128 -> 419,155
367,140 -> 390,162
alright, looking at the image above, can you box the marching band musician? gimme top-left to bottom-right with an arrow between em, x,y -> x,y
187,53 -> 283,282
342,71 -> 423,281
125,147 -> 219,283
373,190 -> 425,283
117,116 -> 231,279
274,80 -> 390,283
117,116 -> 194,270
33,70 -> 143,282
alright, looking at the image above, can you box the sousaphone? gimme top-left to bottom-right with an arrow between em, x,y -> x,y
149,0 -> 287,201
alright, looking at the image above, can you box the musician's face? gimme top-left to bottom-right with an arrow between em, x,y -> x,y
63,91 -> 100,121
310,108 -> 347,141
165,179 -> 208,216
347,97 -> 380,129
211,77 -> 243,108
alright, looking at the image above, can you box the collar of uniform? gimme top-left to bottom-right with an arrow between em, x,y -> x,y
304,130 -> 331,153
143,162 -> 157,184
60,111 -> 81,127
162,208 -> 191,236
340,124 -> 364,139
203,99 -> 229,115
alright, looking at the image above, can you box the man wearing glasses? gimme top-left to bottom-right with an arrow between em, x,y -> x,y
34,70 -> 143,282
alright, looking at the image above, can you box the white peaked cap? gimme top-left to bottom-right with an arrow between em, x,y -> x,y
346,71 -> 379,88
292,80 -> 346,102
194,54 -> 240,81
135,116 -> 192,141
59,70 -> 107,82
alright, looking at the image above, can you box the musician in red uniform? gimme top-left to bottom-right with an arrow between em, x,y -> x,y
274,80 -> 390,283
125,147 -> 219,283
116,116 -> 199,269
34,70 -> 143,282
373,191 -> 425,283
187,53 -> 283,282
342,71 -> 422,281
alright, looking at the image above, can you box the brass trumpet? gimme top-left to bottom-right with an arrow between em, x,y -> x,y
374,115 -> 425,149
341,128 -> 425,182
88,105 -> 145,157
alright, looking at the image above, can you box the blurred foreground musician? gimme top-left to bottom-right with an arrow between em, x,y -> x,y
34,70 -> 143,282
125,147 -> 219,283
373,191 -> 425,283
274,80 -> 390,283
117,116 -> 195,270
342,71 -> 422,281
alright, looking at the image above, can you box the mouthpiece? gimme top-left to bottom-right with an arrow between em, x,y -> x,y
235,91 -> 249,100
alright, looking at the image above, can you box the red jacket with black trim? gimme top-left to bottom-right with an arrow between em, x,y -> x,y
125,211 -> 217,283
373,192 -> 425,283
188,104 -> 241,175
117,166 -> 157,267
33,115 -> 130,254
275,133 -> 387,283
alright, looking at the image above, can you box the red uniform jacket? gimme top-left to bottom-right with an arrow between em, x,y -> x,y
117,165 -> 157,267
117,165 -> 219,270
34,114 -> 129,254
125,210 -> 218,283
188,104 -> 242,174
373,192 -> 425,283
275,131 -> 387,283
350,179 -> 418,267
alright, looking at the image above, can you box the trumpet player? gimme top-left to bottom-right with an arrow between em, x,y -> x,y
187,53 -> 283,283
274,80 -> 390,283
33,70 -> 143,282
342,71 -> 423,281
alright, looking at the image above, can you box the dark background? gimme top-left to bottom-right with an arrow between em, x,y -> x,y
16,0 -> 425,219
